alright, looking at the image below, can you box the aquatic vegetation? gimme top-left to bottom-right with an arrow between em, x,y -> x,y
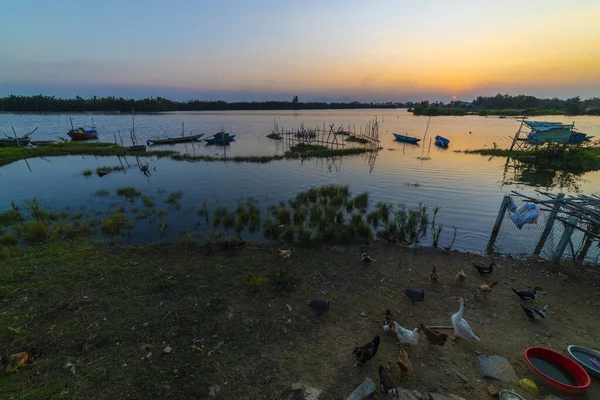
116,186 -> 141,200
82,169 -> 93,177
285,143 -> 373,159
345,135 -> 369,144
352,192 -> 369,212
180,230 -> 198,250
15,220 -> 52,244
465,142 -> 600,172
0,142 -> 175,168
165,190 -> 183,206
101,212 -> 133,239
0,208 -> 22,226
141,195 -> 155,208
94,189 -> 110,197
0,231 -> 17,246
54,220 -> 95,239
96,165 -> 125,174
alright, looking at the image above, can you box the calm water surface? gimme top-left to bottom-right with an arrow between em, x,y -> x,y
1,110 -> 599,255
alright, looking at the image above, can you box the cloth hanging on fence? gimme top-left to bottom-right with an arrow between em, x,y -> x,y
507,196 -> 518,213
511,203 -> 539,229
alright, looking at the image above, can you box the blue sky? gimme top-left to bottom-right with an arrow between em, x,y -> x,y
1,0 -> 599,101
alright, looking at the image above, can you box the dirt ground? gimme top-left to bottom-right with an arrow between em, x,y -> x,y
0,242 -> 599,399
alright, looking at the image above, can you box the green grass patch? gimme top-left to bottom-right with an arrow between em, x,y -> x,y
285,143 -> 372,158
116,186 -> 141,200
0,142 -> 175,167
82,169 -> 93,177
345,135 -> 369,144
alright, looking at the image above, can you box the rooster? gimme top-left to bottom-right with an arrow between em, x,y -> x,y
353,335 -> 380,364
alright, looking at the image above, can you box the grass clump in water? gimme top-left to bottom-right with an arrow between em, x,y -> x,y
165,190 -> 183,207
94,188 -> 110,197
116,186 -> 141,200
82,169 -> 93,177
15,220 -> 52,244
141,195 -> 155,208
345,135 -> 369,144
101,212 -> 133,239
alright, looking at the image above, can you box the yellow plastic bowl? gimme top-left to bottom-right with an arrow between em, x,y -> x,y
519,378 -> 539,395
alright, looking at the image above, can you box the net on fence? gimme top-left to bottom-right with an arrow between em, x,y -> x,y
492,193 -> 599,262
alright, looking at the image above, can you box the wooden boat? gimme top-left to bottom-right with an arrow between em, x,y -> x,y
435,135 -> 450,147
68,117 -> 98,141
205,132 -> 236,145
147,133 -> 204,146
393,133 -> 421,144
68,129 -> 98,141
0,137 -> 31,147
568,345 -> 600,378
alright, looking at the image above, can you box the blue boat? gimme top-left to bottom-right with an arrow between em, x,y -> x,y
435,135 -> 450,147
393,133 -> 421,144
205,132 -> 236,145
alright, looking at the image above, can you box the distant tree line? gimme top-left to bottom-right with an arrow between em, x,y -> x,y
0,95 -> 398,113
412,94 -> 600,116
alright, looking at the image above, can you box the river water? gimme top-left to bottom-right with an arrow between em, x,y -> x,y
1,110 -> 599,257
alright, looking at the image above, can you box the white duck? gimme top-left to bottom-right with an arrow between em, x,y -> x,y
392,321 -> 421,345
452,296 -> 480,341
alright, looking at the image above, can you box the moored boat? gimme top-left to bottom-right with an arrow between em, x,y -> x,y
68,117 -> 98,141
147,133 -> 204,146
205,132 -> 236,145
435,135 -> 450,147
393,133 -> 421,144
0,137 -> 31,147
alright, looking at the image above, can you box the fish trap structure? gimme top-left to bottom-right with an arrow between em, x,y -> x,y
509,118 -> 592,151
270,118 -> 381,150
488,191 -> 600,263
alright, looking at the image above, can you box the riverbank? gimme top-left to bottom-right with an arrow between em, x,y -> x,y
0,142 -> 376,167
0,240 -> 598,399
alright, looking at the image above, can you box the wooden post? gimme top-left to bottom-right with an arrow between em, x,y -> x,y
487,195 -> 510,254
552,216 -> 578,263
509,116 -> 526,151
533,193 -> 565,256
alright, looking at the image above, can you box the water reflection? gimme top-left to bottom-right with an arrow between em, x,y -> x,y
502,157 -> 588,192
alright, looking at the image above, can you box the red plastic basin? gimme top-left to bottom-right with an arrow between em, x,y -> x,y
524,347 -> 591,394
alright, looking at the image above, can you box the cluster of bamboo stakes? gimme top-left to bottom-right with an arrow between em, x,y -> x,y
270,118 -> 381,150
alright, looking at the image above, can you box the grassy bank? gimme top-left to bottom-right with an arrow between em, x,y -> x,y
0,142 -> 373,167
1,240 -> 599,399
0,143 -> 175,167
465,143 -> 600,172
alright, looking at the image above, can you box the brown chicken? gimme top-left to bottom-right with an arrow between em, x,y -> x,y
455,269 -> 467,285
396,347 -> 412,379
477,281 -> 499,299
429,265 -> 438,283
419,323 -> 448,347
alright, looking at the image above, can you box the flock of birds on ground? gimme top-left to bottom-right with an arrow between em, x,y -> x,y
306,251 -> 550,398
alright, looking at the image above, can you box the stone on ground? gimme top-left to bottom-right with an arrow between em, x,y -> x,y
304,386 -> 322,400
477,355 -> 519,383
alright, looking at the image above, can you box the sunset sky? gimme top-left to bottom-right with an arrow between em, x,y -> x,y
1,0 -> 599,101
